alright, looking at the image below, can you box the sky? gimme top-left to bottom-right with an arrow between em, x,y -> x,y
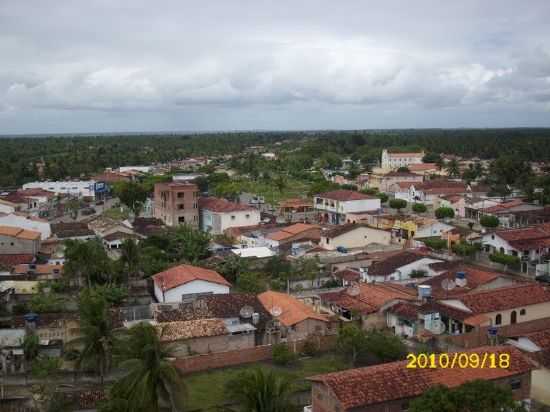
1,0 -> 550,134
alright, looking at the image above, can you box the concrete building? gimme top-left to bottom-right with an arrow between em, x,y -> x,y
153,182 -> 199,228
319,224 -> 391,251
22,180 -> 96,198
199,197 -> 260,235
314,190 -> 380,225
152,264 -> 231,303
381,149 -> 424,170
0,213 -> 51,240
0,226 -> 41,255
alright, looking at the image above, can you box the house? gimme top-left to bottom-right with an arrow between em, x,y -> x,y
381,149 -> 424,170
153,182 -> 199,228
155,318 -> 255,356
277,198 -> 317,224
396,180 -> 468,204
0,193 -> 29,214
377,170 -> 424,193
12,263 -> 63,280
361,250 -> 443,283
11,313 -> 81,344
481,200 -> 549,228
320,282 -> 416,327
199,197 -> 260,235
314,190 -> 380,225
428,283 -> 550,334
414,220 -> 455,239
0,213 -> 51,240
258,291 -> 332,342
407,162 -> 441,175
308,346 -> 533,412
154,293 -> 272,345
51,222 -> 95,241
436,194 -> 466,218
152,264 -> 231,303
481,223 -> 550,273
319,224 -> 391,251
102,231 -> 140,250
0,226 -> 41,255
231,247 -> 275,259
265,223 -> 321,251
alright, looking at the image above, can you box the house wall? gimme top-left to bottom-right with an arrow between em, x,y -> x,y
153,280 -> 230,303
531,368 -> 550,406
169,333 -> 255,357
153,184 -> 199,228
0,235 -> 39,255
202,209 -> 261,235
484,301 -> 550,327
320,227 -> 391,251
415,222 -> 454,239
365,258 -> 442,282
287,319 -> 330,341
0,215 -> 51,240
0,201 -> 18,214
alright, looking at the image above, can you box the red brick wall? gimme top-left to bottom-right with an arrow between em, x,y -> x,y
173,335 -> 337,374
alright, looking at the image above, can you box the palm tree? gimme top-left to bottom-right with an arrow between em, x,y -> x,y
120,239 -> 141,280
445,159 -> 460,178
109,323 -> 186,412
70,288 -> 115,385
225,368 -> 294,412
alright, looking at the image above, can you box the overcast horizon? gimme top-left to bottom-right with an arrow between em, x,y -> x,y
2,0 -> 550,134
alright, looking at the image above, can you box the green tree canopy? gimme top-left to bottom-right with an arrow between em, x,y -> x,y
435,207 -> 455,219
113,181 -> 148,216
480,215 -> 499,228
389,198 -> 407,212
412,203 -> 427,213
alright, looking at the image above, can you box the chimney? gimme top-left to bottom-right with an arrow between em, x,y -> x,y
455,272 -> 467,287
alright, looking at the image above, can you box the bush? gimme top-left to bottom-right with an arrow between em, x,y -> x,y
389,198 -> 407,211
489,252 -> 520,266
435,207 -> 455,219
480,215 -> 499,228
361,188 -> 378,195
272,343 -> 297,366
452,242 -> 479,256
301,336 -> 319,357
423,238 -> 447,251
412,203 -> 427,213
376,192 -> 389,203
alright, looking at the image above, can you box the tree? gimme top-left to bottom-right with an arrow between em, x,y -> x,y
452,242 -> 479,257
377,192 -> 389,204
412,203 -> 427,213
272,343 -> 297,366
225,368 -> 294,412
108,323 -> 186,412
236,272 -> 265,294
170,225 -> 211,263
120,239 -> 141,280
23,333 -> 40,367
423,238 -> 448,251
422,153 -> 442,164
72,288 -> 115,385
294,256 -> 320,289
113,181 -> 148,217
435,207 -> 455,219
363,330 -> 406,363
397,166 -> 410,173
389,198 -> 407,213
64,239 -> 114,287
445,159 -> 460,178
409,380 -> 527,412
274,174 -> 287,193
480,215 -> 499,228
337,324 -> 368,366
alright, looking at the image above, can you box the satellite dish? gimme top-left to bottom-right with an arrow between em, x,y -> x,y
441,279 -> 456,291
270,306 -> 282,317
239,305 -> 254,319
430,320 -> 446,335
347,284 -> 360,296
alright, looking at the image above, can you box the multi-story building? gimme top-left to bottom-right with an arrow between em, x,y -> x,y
314,190 -> 380,225
199,197 -> 260,235
153,182 -> 199,228
381,149 -> 424,170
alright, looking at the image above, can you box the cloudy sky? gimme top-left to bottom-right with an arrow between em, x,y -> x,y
1,0 -> 550,134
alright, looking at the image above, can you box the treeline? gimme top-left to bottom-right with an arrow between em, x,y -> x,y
2,128 -> 550,187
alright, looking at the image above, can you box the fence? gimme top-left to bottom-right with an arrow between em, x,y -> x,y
173,335 -> 337,374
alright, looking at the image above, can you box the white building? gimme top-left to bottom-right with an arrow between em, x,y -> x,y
22,181 -> 96,199
362,251 -> 443,283
314,190 -> 381,225
319,224 -> 392,251
118,166 -> 152,173
0,213 -> 51,240
414,221 -> 455,239
381,149 -> 424,170
152,264 -> 231,303
199,197 -> 261,235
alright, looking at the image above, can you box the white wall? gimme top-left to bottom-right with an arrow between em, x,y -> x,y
0,203 -> 16,214
202,209 -> 260,235
339,198 -> 381,214
365,257 -> 442,282
154,279 -> 230,303
320,226 -> 391,250
23,181 -> 96,198
0,214 -> 51,240
415,222 -> 454,239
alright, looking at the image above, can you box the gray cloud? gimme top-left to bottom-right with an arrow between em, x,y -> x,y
1,0 -> 550,133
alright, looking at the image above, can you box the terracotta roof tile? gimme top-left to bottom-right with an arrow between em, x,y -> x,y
152,264 -> 231,290
367,251 -> 425,277
258,291 -> 329,327
309,346 -> 533,410
0,225 -> 41,240
266,223 -> 320,242
199,197 -> 256,213
0,254 -> 35,267
155,318 -> 228,341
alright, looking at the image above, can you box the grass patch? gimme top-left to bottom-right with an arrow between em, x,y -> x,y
103,206 -> 130,221
233,178 -> 312,204
185,353 -> 350,411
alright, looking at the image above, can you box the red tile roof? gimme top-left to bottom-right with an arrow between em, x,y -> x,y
258,291 -> 329,327
333,268 -> 361,282
441,283 -> 550,315
267,223 -> 320,242
199,197 -> 256,213
309,346 -> 533,410
316,190 -> 374,201
152,264 -> 231,290
494,223 -> 550,250
483,199 -> 525,213
367,251 -> 426,278
0,254 -> 35,267
416,180 -> 467,194
408,163 -> 438,171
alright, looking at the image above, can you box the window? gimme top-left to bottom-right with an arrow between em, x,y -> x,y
520,309 -> 526,316
495,314 -> 502,325
491,235 -> 495,240
245,214 -> 250,219
178,216 -> 185,223
177,192 -> 185,198
231,215 -> 236,220
178,204 -> 184,210
511,310 -> 517,324
510,378 -> 521,390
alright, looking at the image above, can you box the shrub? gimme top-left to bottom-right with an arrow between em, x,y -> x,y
480,215 -> 499,228
301,336 -> 319,357
272,343 -> 297,366
377,192 -> 389,203
423,238 -> 447,251
452,242 -> 479,256
389,198 -> 407,211
412,203 -> 427,213
435,207 -> 455,219
489,252 -> 520,266
361,188 -> 378,195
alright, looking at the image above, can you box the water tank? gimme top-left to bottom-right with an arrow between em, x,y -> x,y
252,312 -> 260,325
418,285 -> 432,300
455,271 -> 467,287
